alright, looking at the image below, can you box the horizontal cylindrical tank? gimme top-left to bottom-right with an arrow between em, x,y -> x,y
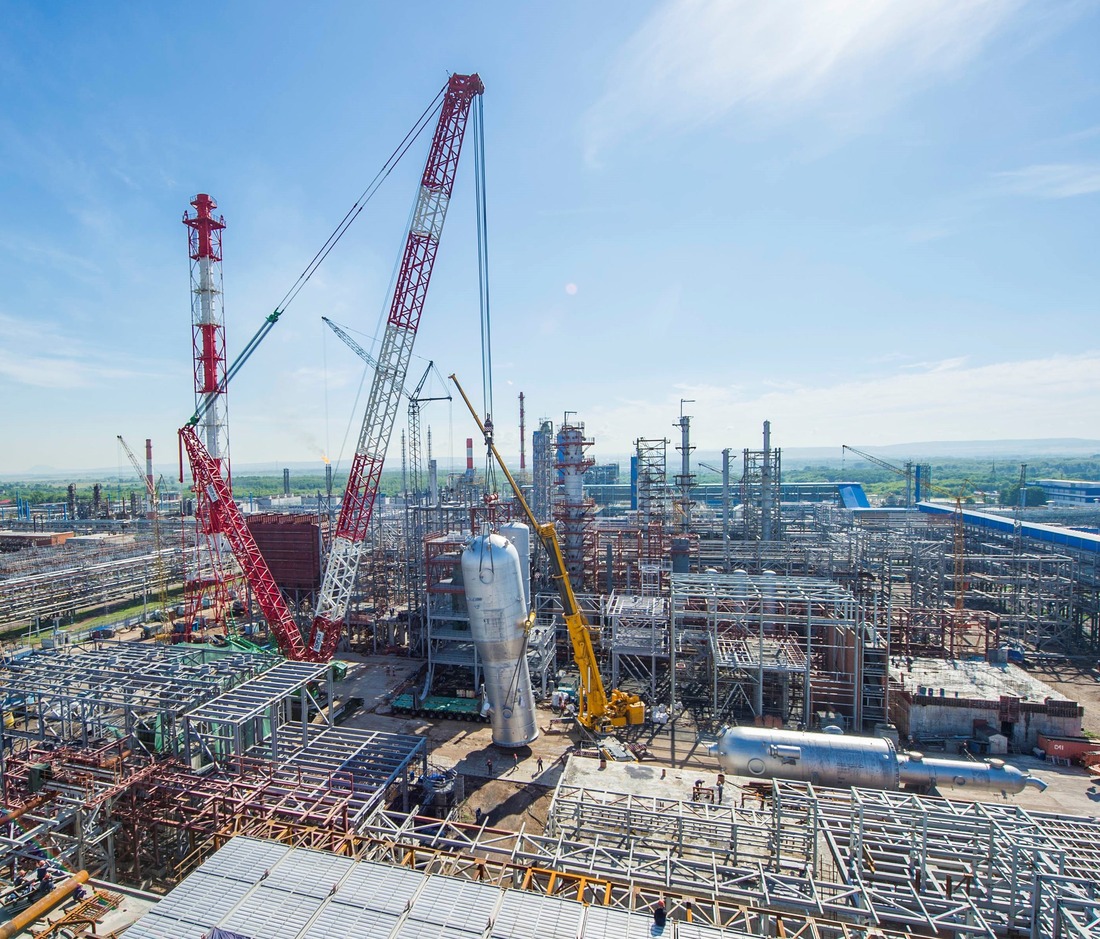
899,752 -> 1047,793
710,727 -> 1046,795
462,533 -> 539,748
711,726 -> 900,790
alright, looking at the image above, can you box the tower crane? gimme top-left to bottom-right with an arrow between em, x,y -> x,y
918,477 -> 979,613
841,444 -> 931,508
451,373 -> 645,733
322,316 -> 450,501
407,362 -> 451,500
117,436 -> 170,624
306,73 -> 484,661
843,446 -> 978,610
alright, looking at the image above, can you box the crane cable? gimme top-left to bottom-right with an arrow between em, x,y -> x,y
473,93 -> 498,498
188,84 -> 448,427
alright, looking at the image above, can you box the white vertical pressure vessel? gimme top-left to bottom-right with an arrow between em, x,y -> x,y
462,532 -> 539,747
497,522 -> 532,611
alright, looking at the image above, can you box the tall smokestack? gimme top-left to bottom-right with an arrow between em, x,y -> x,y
519,392 -> 526,472
183,193 -> 229,473
145,438 -> 154,504
466,437 -> 474,478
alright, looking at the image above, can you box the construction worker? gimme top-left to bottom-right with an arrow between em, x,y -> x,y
652,896 -> 667,929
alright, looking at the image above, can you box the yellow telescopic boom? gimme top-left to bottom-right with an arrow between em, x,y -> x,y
450,374 -> 611,729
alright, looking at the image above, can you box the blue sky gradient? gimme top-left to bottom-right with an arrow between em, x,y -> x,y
1,1 -> 1097,476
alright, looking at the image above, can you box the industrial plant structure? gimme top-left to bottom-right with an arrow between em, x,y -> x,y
1,72 -> 1099,939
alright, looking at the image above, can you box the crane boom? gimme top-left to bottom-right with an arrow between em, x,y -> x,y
450,374 -> 636,731
841,444 -> 909,477
842,444 -> 917,507
322,317 -> 395,390
120,434 -> 172,626
180,425 -> 307,656
118,436 -> 155,502
307,73 -> 484,661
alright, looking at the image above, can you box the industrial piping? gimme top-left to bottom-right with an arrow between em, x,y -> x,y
710,726 -> 1047,795
0,870 -> 89,938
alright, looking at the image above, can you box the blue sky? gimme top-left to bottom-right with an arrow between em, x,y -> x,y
1,0 -> 1097,478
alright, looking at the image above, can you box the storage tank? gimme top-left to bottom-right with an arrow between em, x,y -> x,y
710,726 -> 1046,795
462,532 -> 539,747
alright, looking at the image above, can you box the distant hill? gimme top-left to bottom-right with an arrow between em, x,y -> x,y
833,439 -> 1100,459
4,439 -> 1100,482
691,439 -> 1100,467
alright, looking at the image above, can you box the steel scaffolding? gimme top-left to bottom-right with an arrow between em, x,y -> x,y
607,592 -> 669,699
669,572 -> 883,732
332,769 -> 1099,937
0,644 -> 278,756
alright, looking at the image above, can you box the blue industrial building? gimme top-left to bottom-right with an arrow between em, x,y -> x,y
1035,479 -> 1100,506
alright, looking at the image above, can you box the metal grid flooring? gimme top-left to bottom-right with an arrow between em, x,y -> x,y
0,643 -> 278,754
0,643 -> 276,713
186,661 -> 331,725
125,836 -> 734,939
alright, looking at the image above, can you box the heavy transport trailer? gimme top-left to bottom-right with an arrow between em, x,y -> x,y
390,693 -> 488,722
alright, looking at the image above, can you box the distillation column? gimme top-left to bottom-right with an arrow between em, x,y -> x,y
555,417 -> 595,590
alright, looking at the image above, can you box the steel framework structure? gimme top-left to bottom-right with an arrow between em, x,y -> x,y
669,572 -> 885,733
0,644 -> 277,757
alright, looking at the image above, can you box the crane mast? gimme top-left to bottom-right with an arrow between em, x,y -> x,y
119,435 -> 172,624
307,73 -> 484,660
407,362 -> 451,500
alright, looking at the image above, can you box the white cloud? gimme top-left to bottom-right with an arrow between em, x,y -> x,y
0,310 -> 150,389
585,0 -> 1022,157
993,163 -> 1100,199
581,352 -> 1100,451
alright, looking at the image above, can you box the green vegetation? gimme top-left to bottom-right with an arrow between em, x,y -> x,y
5,458 -> 1098,513
0,470 -> 407,511
698,457 -> 1100,505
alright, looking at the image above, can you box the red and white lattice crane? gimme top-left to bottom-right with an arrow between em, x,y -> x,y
179,73 -> 483,662
307,72 -> 483,659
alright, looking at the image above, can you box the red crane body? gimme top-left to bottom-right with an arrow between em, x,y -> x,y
180,425 -> 307,657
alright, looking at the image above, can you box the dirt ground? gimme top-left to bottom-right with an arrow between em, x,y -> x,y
331,653 -> 729,832
332,651 -> 1100,828
1027,657 -> 1100,736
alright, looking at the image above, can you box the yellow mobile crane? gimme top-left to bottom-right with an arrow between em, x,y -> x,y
451,375 -> 645,734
